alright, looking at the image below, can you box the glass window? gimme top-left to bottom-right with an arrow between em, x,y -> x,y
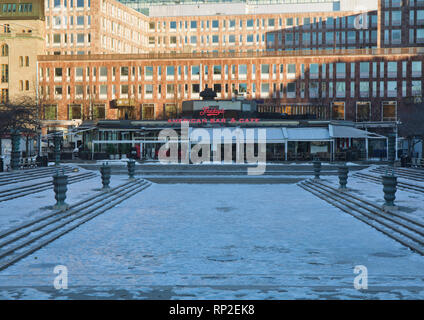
192,65 -> 200,75
360,81 -> 370,97
286,18 -> 293,26
412,80 -> 422,95
336,82 -> 346,98
310,64 -> 319,78
382,102 -> 396,121
360,62 -> 370,77
120,67 -> 128,76
145,84 -> 153,94
166,66 -> 175,76
392,11 -> 402,26
332,102 -> 345,120
239,83 -> 247,93
387,62 -> 397,77
261,83 -> 269,93
261,64 -> 269,74
55,68 -> 62,77
192,84 -> 200,93
336,63 -> 346,78
44,105 -> 57,120
412,61 -> 422,76
77,16 -> 84,25
145,66 -> 153,77
239,64 -> 247,75
356,102 -> 371,122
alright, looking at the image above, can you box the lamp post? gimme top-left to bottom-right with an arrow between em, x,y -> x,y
53,131 -> 62,166
10,129 -> 21,171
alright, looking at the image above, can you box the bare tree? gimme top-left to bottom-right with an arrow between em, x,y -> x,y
0,97 -> 41,136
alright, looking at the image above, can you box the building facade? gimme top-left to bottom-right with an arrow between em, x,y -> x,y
37,47 -> 423,124
21,0 -> 424,149
43,0 -> 149,55
0,0 -> 45,104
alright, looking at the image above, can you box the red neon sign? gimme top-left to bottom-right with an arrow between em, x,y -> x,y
199,107 -> 225,117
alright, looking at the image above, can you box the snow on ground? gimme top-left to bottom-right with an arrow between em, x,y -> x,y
0,165 -> 132,233
0,179 -> 424,299
321,165 -> 424,222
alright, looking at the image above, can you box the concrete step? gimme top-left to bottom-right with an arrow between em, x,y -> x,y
79,163 -> 369,175
144,176 -> 305,184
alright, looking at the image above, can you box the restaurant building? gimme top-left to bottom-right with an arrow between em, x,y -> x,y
32,0 -> 424,160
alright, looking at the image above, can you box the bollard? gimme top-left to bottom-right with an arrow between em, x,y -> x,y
313,159 -> 321,180
127,159 -> 136,180
10,130 -> 21,171
53,132 -> 62,166
100,162 -> 111,191
53,170 -> 69,210
382,173 -> 397,209
338,163 -> 349,190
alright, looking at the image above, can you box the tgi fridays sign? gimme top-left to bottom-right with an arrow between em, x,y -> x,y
168,107 -> 260,124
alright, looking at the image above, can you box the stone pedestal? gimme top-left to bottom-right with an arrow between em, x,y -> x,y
53,170 -> 69,210
100,163 -> 111,191
338,164 -> 349,190
127,159 -> 136,180
313,160 -> 321,180
382,174 -> 397,210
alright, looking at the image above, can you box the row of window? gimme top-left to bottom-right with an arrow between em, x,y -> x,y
0,89 -> 8,103
44,103 -> 105,121
48,33 -> 91,45
1,3 -> 33,14
42,61 -> 423,82
19,80 -> 30,91
1,44 -> 8,56
41,101 -> 398,123
47,15 -> 91,28
148,29 -> 378,47
1,64 -> 8,83
383,0 -> 424,7
42,79 -> 423,101
19,56 -> 30,67
149,15 -> 378,32
46,0 -> 89,9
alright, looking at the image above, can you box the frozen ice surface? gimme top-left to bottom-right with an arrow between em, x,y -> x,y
0,167 -> 130,233
0,179 -> 424,299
